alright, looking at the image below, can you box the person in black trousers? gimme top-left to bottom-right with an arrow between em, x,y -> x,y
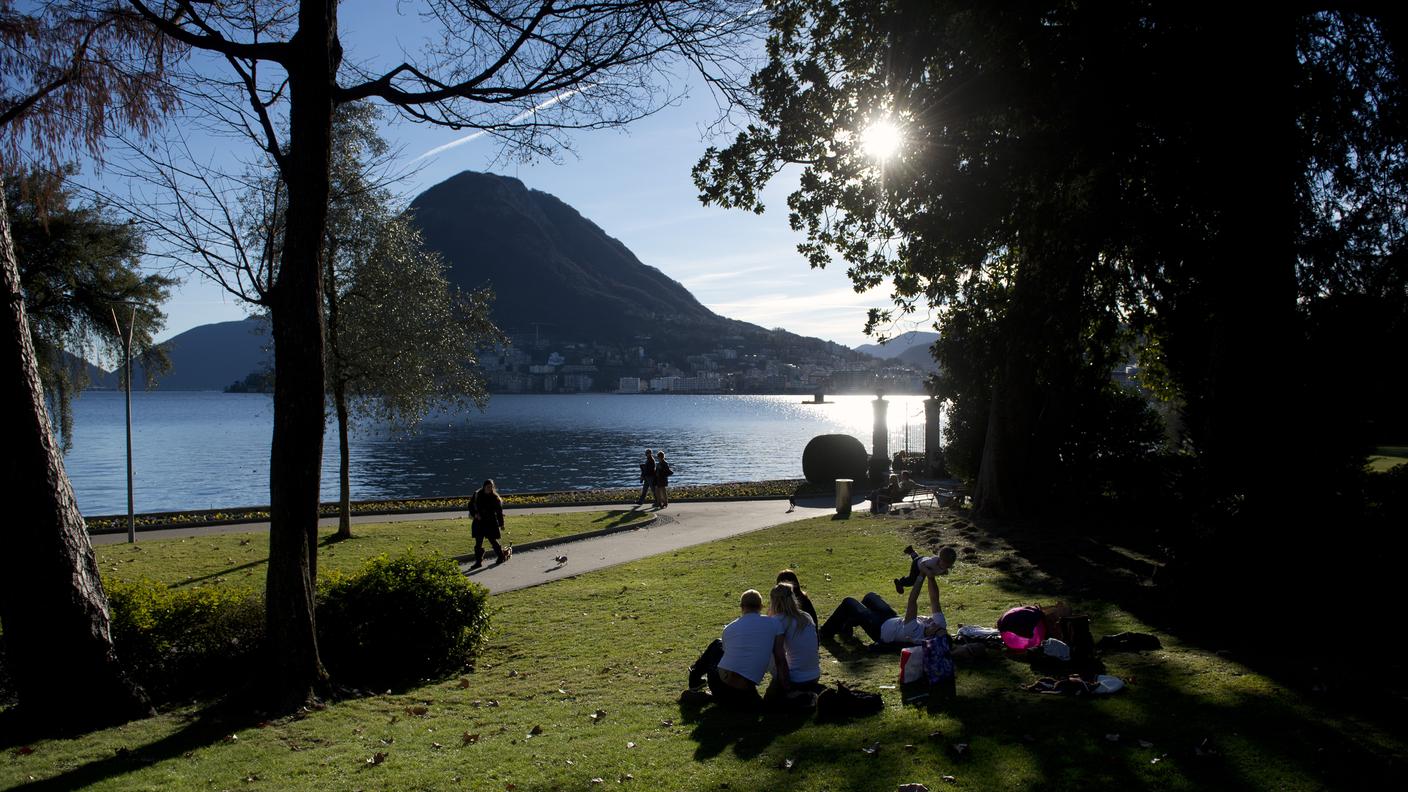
636,449 -> 655,506
469,479 -> 510,567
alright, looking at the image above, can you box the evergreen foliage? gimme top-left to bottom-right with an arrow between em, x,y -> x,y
5,168 -> 174,446
801,433 -> 869,486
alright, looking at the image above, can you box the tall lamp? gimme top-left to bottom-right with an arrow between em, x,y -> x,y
110,304 -> 138,544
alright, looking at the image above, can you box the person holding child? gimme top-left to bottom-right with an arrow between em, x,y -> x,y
820,548 -> 955,648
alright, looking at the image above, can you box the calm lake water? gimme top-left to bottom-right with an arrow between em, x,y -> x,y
62,392 -> 936,516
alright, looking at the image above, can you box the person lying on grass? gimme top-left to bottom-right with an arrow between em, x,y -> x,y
686,589 -> 790,710
820,570 -> 948,649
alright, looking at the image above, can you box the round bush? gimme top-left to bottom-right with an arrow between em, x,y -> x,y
317,553 -> 491,688
105,577 -> 264,703
802,434 -> 869,486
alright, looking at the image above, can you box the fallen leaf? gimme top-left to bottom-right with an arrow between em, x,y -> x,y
621,773 -> 634,781
899,784 -> 932,792
405,705 -> 429,717
781,758 -> 795,771
1105,733 -> 1121,743
590,778 -> 604,785
626,741 -> 636,749
508,670 -> 519,677
367,752 -> 387,766
528,725 -> 543,737
862,742 -> 881,757
431,742 -> 444,749
903,744 -> 917,753
590,709 -> 607,722
14,746 -> 34,756
943,776 -> 958,784
461,733 -> 479,745
951,742 -> 969,757
1138,740 -> 1154,749
660,719 -> 674,727
457,678 -> 471,689
487,700 -> 500,707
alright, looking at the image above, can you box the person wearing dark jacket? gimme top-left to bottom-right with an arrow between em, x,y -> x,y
636,449 -> 655,506
653,450 -> 674,508
469,479 -> 510,567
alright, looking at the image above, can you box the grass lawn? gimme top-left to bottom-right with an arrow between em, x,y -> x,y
92,510 -> 650,589
1368,445 -> 1408,473
4,511 -> 1403,790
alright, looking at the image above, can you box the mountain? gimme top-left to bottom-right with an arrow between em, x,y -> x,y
896,343 -> 939,373
408,171 -> 855,359
133,317 -> 270,391
854,331 -> 939,359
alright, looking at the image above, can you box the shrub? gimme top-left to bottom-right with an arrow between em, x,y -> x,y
105,578 -> 264,703
317,552 -> 491,688
801,434 -> 869,486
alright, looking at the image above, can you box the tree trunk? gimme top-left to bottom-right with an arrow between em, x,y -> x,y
334,381 -> 352,540
261,0 -> 339,710
0,179 -> 152,731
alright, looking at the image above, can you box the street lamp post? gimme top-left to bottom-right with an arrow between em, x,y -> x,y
110,304 -> 137,544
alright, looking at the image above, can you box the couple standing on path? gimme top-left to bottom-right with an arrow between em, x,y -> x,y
636,448 -> 674,508
468,479 -> 512,568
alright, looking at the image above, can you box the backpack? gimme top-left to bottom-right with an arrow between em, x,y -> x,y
1055,616 -> 1095,664
816,681 -> 883,722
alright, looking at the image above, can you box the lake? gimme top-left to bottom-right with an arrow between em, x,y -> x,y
62,392 -> 938,516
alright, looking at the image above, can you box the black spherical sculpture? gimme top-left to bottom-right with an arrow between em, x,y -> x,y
801,434 -> 869,486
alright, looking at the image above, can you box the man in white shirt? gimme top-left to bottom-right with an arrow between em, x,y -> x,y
686,589 -> 788,709
820,573 -> 947,648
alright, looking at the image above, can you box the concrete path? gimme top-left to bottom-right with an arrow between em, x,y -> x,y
462,499 -> 834,593
90,499 -> 840,594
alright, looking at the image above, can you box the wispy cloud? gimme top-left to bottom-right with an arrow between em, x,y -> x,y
413,87 -> 585,161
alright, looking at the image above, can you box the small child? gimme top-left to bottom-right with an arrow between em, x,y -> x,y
894,545 -> 958,594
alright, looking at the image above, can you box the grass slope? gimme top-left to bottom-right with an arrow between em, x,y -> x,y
4,512 -> 1402,791
94,510 -> 650,589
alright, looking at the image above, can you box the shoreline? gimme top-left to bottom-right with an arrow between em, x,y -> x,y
83,479 -> 826,534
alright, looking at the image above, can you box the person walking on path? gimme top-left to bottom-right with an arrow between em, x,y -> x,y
469,479 -> 511,568
653,450 -> 674,508
636,449 -> 656,506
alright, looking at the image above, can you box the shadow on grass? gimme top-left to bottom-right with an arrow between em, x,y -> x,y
0,699 -> 264,791
680,698 -> 811,761
594,510 -> 652,528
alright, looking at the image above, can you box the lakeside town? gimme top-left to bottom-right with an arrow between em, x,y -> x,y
479,331 -> 932,394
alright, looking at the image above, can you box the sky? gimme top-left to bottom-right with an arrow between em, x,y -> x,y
117,5 -> 923,350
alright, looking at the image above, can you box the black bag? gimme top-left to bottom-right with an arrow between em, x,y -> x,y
1056,616 -> 1096,664
816,681 -> 884,722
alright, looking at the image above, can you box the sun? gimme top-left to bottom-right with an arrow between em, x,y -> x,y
859,118 -> 903,160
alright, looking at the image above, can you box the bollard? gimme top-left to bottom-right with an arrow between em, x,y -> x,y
835,478 -> 853,517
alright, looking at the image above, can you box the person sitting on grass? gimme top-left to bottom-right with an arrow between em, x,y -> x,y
820,571 -> 947,649
776,569 -> 819,626
768,582 -> 822,696
685,589 -> 788,710
895,545 -> 957,595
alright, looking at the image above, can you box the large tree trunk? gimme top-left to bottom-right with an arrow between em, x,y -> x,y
0,179 -> 152,731
261,0 -> 339,710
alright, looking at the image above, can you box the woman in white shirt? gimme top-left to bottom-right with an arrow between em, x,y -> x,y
769,582 -> 822,693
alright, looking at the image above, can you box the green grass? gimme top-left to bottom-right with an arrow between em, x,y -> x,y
6,513 -> 1403,790
93,510 -> 650,589
1368,445 -> 1408,473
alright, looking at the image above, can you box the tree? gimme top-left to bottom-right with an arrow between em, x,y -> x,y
5,167 -> 174,449
126,0 -> 763,710
307,102 -> 502,541
0,0 -> 178,730
328,217 -> 501,539
695,1 -> 1404,526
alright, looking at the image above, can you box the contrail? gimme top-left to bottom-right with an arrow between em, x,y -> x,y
414,87 -> 584,161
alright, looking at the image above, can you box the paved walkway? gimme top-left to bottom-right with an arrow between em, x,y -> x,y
91,498 -> 839,594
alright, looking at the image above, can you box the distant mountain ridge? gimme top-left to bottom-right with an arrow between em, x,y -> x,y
408,171 -> 856,359
854,330 -> 939,359
133,318 -> 270,391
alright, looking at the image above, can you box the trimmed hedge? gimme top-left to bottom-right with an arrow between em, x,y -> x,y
106,578 -> 264,703
317,553 -> 491,689
801,434 -> 869,486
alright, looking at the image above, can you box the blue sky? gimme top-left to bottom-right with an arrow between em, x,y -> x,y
128,5 -> 919,349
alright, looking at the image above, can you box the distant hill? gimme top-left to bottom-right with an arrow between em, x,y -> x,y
854,331 -> 939,359
408,171 -> 857,359
896,343 -> 938,373
60,350 -> 115,389
132,317 -> 270,391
